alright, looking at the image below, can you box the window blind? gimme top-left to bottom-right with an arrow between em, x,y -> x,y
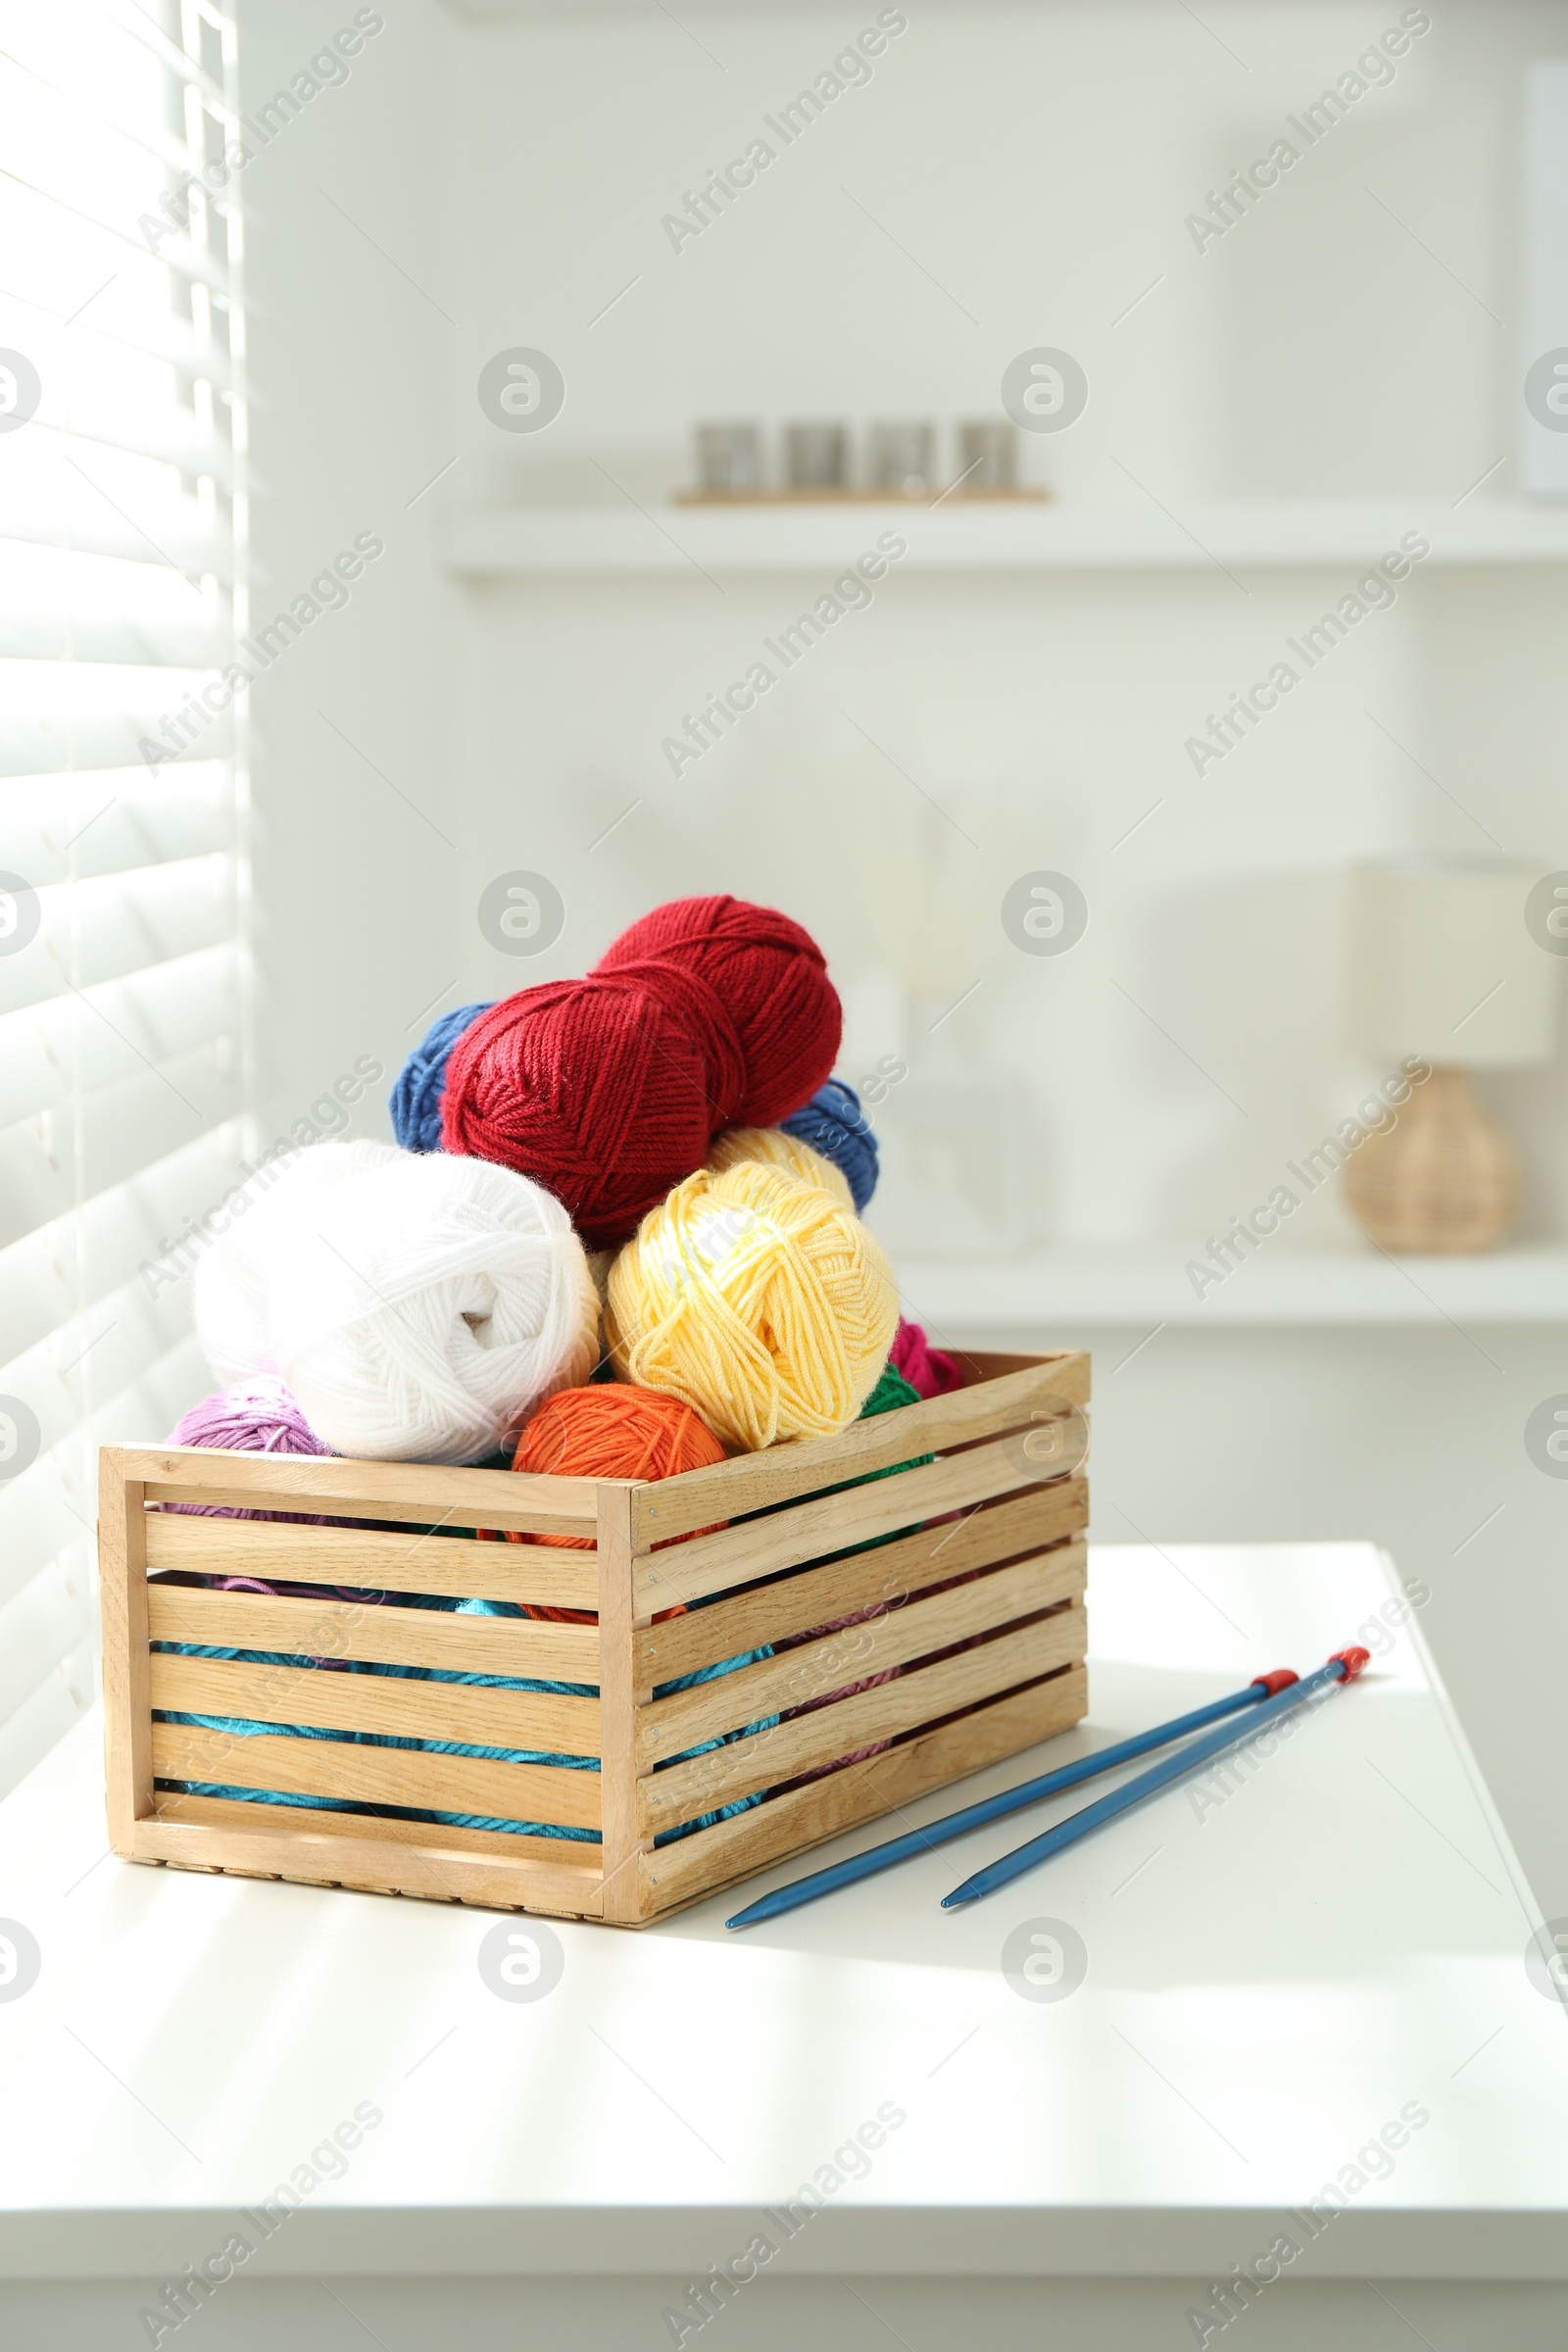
0,0 -> 250,1798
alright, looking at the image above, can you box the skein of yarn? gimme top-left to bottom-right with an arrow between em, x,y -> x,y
596,895 -> 840,1128
496,1385 -> 726,1553
441,965 -> 737,1251
165,1378 -> 328,1525
389,999 -> 494,1152
705,1123 -> 854,1213
890,1315 -> 965,1400
196,1136 -> 401,1381
605,1159 -> 899,1451
422,897 -> 841,1250
195,1143 -> 600,1464
439,900 -> 841,1250
779,1078 -> 878,1212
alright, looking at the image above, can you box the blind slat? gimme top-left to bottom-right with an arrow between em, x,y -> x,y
0,1048 -> 243,1250
0,1120 -> 249,1368
29,411 -> 244,490
0,1565 -> 94,1723
0,692 -> 235,781
0,612 -> 231,668
0,1328 -> 218,1616
0,284 -> 239,390
0,39 -> 231,189
0,939 -> 239,1127
0,167 -> 233,302
93,0 -> 231,111
0,763 -> 235,884
0,515 -> 237,581
0,1629 -> 95,1804
0,851 -> 237,1011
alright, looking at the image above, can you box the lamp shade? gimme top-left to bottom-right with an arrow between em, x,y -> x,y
1348,860 -> 1558,1068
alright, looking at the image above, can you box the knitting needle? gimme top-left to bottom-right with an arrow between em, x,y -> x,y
941,1646 -> 1371,1911
723,1667 -> 1300,1931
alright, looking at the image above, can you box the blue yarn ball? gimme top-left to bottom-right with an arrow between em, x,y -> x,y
389,1000 -> 495,1152
780,1077 -> 879,1211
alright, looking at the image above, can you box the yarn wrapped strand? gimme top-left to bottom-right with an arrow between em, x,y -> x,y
483,1385 -> 727,1568
705,1124 -> 855,1213
389,999 -> 494,1152
440,962 -> 746,1251
779,1078 -> 878,1211
195,1143 -> 601,1464
196,1136 -> 402,1384
163,1378 -> 330,1527
595,894 -> 841,1128
605,1159 -> 899,1451
890,1315 -> 965,1400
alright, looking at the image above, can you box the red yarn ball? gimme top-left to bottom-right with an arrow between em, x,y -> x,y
441,897 -> 842,1250
595,894 -> 841,1129
440,963 -> 743,1250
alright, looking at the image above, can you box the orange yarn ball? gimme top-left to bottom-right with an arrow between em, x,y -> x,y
511,1385 -> 725,1546
497,1385 -> 726,1625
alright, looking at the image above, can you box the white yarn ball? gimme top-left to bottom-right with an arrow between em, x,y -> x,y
195,1145 -> 600,1463
196,1140 -> 401,1383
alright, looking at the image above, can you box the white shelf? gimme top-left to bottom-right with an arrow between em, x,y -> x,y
895,1249 -> 1568,1330
445,497 -> 1568,576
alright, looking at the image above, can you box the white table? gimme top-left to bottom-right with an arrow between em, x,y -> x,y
2,1542 -> 1565,2350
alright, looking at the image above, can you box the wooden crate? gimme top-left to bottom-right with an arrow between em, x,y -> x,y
98,1350 -> 1089,1926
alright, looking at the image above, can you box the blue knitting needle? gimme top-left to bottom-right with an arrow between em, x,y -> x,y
942,1646 -> 1371,1910
724,1667 -> 1300,1931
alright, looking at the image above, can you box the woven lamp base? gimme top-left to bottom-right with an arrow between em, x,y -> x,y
1345,1067 -> 1519,1253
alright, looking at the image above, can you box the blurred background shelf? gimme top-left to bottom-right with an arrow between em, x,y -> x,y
895,1250 -> 1568,1331
445,499 -> 1568,576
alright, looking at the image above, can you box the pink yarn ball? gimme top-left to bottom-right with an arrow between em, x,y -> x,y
890,1316 -> 964,1401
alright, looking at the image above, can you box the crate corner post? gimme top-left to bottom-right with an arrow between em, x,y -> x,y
97,1445 -> 154,1857
595,1480 -> 648,1926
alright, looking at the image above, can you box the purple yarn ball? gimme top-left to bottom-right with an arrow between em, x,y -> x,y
167,1377 -> 330,1527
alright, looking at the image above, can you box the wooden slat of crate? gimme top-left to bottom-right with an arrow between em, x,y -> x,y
638,1664 -> 1089,1918
634,1351 -> 1089,1546
632,1434 -> 1081,1613
127,1445 -> 607,1537
637,1546 -> 1087,1767
128,1797 -> 607,1918
149,1787 -> 592,1870
956,1350 -> 1080,1380
143,1512 -> 601,1611
637,1607 -> 1087,1834
151,1722 -> 603,1831
145,1585 -> 599,1683
635,1478 -> 1088,1684
149,1653 -> 601,1758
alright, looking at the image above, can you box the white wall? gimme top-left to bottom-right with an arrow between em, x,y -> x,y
441,0 -> 1568,1254
237,0 -> 462,1150
232,0 -> 1568,1910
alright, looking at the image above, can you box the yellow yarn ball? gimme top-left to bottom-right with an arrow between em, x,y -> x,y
605,1160 -> 899,1452
705,1124 -> 855,1213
